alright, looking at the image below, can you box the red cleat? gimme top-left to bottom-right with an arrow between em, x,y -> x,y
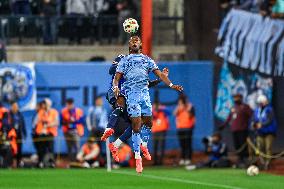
108,143 -> 119,162
136,158 -> 143,173
101,128 -> 114,141
141,145 -> 151,161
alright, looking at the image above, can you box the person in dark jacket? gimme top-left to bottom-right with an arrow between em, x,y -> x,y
8,101 -> 26,167
219,94 -> 253,164
40,0 -> 58,44
251,95 -> 277,170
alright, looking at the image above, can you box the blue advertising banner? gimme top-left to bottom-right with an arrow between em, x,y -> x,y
0,63 -> 36,111
17,61 -> 214,154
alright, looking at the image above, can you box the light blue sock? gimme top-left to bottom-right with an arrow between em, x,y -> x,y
132,131 -> 141,159
141,125 -> 151,147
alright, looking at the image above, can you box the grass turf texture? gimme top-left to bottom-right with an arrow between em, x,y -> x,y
0,168 -> 283,189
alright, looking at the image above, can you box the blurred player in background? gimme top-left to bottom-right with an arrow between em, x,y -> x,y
113,36 -> 183,173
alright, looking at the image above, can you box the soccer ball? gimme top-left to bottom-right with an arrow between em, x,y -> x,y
247,165 -> 259,176
123,18 -> 139,34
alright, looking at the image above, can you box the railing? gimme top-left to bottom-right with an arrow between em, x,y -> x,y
0,15 -> 184,45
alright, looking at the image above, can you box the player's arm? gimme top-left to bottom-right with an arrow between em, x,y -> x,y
153,69 -> 183,92
148,68 -> 169,88
113,72 -> 123,98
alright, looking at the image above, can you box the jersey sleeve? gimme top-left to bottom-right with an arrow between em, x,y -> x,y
116,58 -> 125,74
148,57 -> 159,72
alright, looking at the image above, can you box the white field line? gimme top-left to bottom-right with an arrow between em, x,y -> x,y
112,170 -> 247,189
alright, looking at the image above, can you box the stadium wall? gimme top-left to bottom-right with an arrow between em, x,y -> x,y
19,61 -> 214,154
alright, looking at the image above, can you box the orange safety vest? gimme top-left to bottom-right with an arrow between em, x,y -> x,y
0,107 -> 8,130
176,105 -> 195,129
8,128 -> 17,155
36,108 -> 59,136
61,107 -> 84,137
82,143 -> 100,160
118,144 -> 132,163
152,107 -> 169,133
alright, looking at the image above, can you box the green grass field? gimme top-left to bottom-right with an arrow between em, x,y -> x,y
0,168 -> 283,189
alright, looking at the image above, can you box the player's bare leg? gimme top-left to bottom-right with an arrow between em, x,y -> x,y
141,116 -> 152,160
131,116 -> 143,173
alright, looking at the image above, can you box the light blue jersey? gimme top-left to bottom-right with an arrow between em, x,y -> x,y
116,53 -> 159,117
116,54 -> 159,93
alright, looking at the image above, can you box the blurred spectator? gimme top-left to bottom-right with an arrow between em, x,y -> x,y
10,0 -> 31,15
76,137 -> 100,168
66,0 -> 92,44
174,94 -> 195,166
117,143 -> 132,167
186,133 -> 230,170
61,98 -> 84,162
34,98 -> 58,168
219,94 -> 252,165
152,101 -> 170,166
251,95 -> 277,169
31,101 -> 43,162
0,102 -> 8,130
7,101 -> 26,167
0,111 -> 17,168
86,95 -> 108,139
0,40 -> 7,63
116,0 -> 137,44
39,0 -> 58,44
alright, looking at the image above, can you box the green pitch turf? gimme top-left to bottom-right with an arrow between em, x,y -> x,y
0,168 -> 283,189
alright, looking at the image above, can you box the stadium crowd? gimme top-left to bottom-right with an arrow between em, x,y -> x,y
220,0 -> 284,18
0,0 -> 138,44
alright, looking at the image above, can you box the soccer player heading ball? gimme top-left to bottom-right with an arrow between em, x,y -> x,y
113,36 -> 183,173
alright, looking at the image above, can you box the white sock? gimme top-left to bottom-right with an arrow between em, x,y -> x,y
114,139 -> 123,148
135,151 -> 141,159
141,141 -> 147,147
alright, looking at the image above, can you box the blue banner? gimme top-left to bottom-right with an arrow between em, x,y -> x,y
18,61 -> 214,154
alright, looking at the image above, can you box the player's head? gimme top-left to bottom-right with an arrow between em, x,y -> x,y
129,36 -> 142,54
66,98 -> 74,110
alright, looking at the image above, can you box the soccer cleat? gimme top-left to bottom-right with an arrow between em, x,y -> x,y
141,145 -> 151,161
101,128 -> 115,141
135,158 -> 143,173
108,142 -> 119,162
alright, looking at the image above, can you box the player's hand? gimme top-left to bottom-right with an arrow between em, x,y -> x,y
113,86 -> 120,98
171,84 -> 183,92
162,67 -> 169,77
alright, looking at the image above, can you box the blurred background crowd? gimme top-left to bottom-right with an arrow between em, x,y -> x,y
0,91 -> 277,171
